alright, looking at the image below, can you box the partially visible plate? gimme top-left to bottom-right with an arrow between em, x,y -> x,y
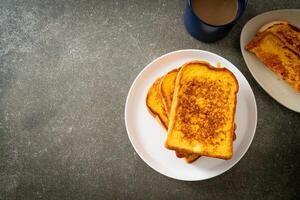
240,9 -> 300,112
125,49 -> 257,181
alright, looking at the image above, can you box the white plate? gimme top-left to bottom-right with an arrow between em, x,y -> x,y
125,49 -> 257,181
240,9 -> 300,112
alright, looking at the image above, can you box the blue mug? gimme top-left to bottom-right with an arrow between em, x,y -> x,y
184,0 -> 248,42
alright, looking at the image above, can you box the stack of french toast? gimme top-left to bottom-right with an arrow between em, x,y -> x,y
245,21 -> 300,92
146,61 -> 239,163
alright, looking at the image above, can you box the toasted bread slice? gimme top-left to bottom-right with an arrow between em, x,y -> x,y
146,77 -> 200,163
258,21 -> 300,54
160,66 -> 236,160
146,77 -> 169,128
165,61 -> 239,160
176,152 -> 201,163
160,69 -> 179,116
161,67 -> 237,144
246,21 -> 300,92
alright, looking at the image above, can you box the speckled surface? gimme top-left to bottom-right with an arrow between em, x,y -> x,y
0,0 -> 299,199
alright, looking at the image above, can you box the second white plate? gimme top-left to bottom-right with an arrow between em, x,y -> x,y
125,49 -> 257,181
240,9 -> 300,112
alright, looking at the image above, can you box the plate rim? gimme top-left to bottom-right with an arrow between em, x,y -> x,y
240,9 -> 300,113
125,49 -> 257,181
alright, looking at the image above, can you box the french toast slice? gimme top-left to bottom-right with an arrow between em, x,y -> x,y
146,77 -> 200,163
165,61 -> 239,160
258,21 -> 300,55
146,77 -> 169,128
160,66 -> 236,161
160,67 -> 237,142
160,69 -> 179,116
245,21 -> 300,92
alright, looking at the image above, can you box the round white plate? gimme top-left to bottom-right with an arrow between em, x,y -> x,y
240,9 -> 300,112
125,49 -> 257,181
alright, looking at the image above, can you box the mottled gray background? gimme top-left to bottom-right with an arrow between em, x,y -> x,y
0,0 -> 299,199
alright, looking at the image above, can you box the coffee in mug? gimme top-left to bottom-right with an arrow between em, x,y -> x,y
191,0 -> 238,26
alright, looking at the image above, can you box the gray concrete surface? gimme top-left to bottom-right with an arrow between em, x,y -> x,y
0,0 -> 299,199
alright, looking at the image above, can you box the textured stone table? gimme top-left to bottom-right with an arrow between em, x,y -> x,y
0,0 -> 299,199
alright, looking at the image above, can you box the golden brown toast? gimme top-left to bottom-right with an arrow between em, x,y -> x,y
258,21 -> 300,55
245,21 -> 300,92
165,61 -> 239,160
146,77 -> 169,128
175,152 -> 200,163
146,77 -> 200,163
160,67 -> 237,143
159,66 -> 236,161
160,69 -> 179,116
